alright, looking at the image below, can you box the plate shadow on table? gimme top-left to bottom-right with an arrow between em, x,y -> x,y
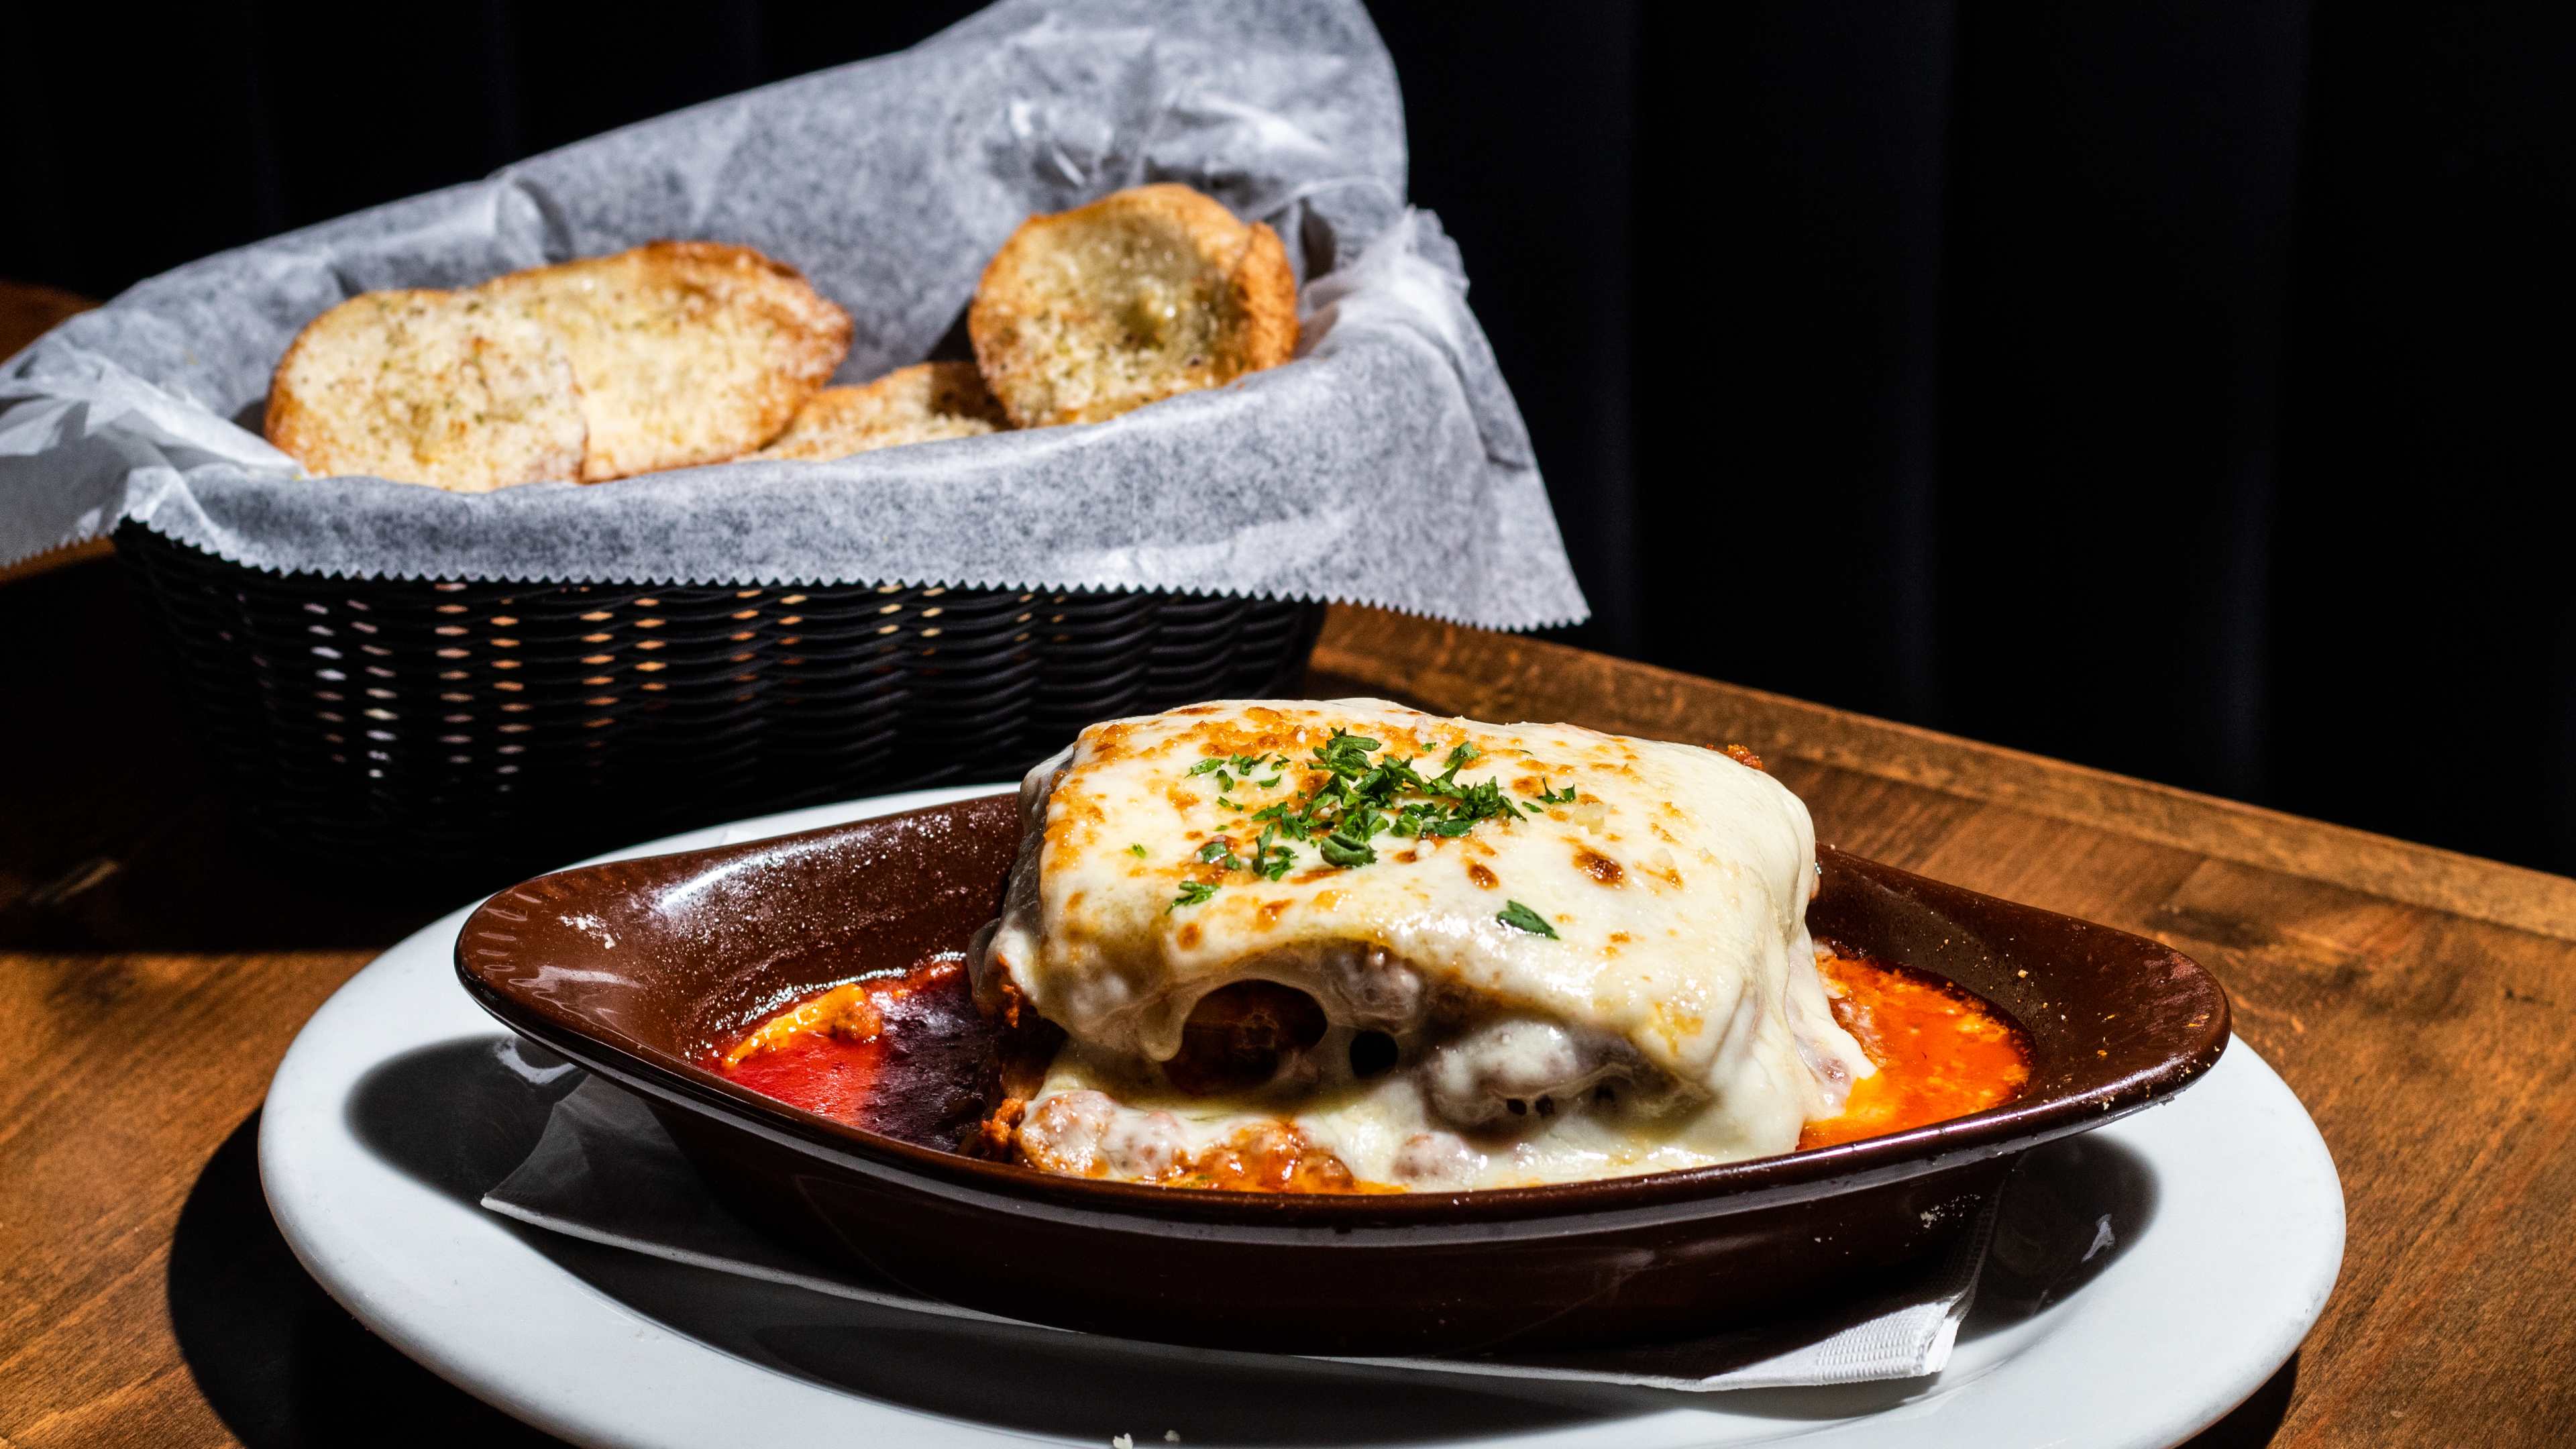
166,1107 -> 571,1448
2181,1356 -> 2300,1448
315,1034 -> 2297,1446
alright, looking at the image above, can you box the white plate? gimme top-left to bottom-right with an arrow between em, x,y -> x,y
262,785 -> 2344,1449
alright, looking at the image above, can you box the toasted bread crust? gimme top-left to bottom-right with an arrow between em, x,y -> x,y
263,288 -> 587,492
476,241 -> 852,480
969,183 -> 1298,428
753,362 -> 1008,462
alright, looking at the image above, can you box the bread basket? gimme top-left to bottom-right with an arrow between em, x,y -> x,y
117,522 -> 1320,880
8,4 -> 1582,886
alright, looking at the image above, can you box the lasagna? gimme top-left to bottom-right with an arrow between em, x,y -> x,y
969,699 -> 1875,1191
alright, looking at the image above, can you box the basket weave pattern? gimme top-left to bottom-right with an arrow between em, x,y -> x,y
115,523 -> 1322,875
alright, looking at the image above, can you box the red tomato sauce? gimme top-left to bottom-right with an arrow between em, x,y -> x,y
714,1002 -> 888,1128
1799,947 -> 2032,1150
714,945 -> 2031,1171
708,955 -> 996,1147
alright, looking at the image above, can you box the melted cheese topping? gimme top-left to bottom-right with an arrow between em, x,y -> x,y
973,699 -> 1874,1190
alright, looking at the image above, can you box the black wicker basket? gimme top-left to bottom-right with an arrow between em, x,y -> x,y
115,523 -> 1322,881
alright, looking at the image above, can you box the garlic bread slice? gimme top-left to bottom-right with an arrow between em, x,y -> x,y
476,241 -> 851,481
969,184 -> 1297,429
263,288 -> 586,493
753,362 -> 1008,461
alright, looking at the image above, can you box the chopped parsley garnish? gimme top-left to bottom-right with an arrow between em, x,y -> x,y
1244,729 -> 1536,852
1128,843 -> 1148,857
1529,780 -> 1578,806
1496,900 -> 1558,937
1318,833 -> 1377,867
1165,730 -> 1556,894
1170,880 -> 1219,911
1252,824 -> 1295,880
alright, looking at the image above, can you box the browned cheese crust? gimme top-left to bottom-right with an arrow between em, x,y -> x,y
474,241 -> 853,480
752,361 -> 1008,462
967,183 -> 1298,429
262,288 -> 588,493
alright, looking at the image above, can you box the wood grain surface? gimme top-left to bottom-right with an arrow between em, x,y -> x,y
3,280 -> 2571,1447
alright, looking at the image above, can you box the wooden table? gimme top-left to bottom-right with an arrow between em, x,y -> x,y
6,285 -> 2574,1448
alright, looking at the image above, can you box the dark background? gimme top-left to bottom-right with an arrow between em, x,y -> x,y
9,1 -> 2571,874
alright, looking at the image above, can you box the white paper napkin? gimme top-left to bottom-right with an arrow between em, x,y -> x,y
484,1075 -> 1998,1391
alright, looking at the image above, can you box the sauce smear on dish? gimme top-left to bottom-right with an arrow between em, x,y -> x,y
1799,947 -> 2031,1150
709,954 -> 996,1147
715,945 -> 2031,1174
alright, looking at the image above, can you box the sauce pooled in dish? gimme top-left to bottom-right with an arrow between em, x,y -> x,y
713,944 -> 2029,1181
704,954 -> 996,1150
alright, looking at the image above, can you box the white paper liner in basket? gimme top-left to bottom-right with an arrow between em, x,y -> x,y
0,0 -> 1587,631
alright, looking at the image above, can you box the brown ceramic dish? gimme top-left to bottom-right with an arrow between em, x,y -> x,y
455,792 -> 2229,1356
